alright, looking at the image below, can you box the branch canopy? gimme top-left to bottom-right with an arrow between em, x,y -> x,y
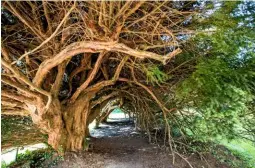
33,41 -> 181,87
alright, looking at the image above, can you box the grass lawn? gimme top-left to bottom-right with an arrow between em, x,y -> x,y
217,138 -> 255,168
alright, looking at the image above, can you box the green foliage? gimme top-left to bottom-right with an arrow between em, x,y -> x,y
142,64 -> 170,86
211,140 -> 255,168
1,162 -> 7,168
1,116 -> 33,137
177,58 -> 253,141
219,138 -> 255,168
171,124 -> 182,138
7,149 -> 63,168
173,1 -> 255,143
1,116 -> 46,149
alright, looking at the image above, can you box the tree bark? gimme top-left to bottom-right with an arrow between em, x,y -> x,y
29,92 -> 96,153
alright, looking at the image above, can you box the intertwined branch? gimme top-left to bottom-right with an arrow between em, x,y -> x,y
1,1 -> 196,116
1,1 -> 199,161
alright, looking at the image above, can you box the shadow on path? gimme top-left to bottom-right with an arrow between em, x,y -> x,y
56,119 -> 174,168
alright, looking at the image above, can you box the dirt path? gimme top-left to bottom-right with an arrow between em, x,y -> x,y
57,137 -> 173,168
55,121 -> 173,168
54,120 -> 229,168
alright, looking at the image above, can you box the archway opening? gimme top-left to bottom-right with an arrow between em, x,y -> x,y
89,107 -> 136,139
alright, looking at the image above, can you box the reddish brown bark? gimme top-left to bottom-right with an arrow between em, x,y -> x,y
27,92 -> 97,152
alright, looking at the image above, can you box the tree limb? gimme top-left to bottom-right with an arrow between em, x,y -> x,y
33,41 -> 181,87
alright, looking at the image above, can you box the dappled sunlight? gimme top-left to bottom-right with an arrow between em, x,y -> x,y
89,109 -> 137,138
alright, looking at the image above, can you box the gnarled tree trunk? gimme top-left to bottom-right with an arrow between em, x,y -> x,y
29,92 -> 96,152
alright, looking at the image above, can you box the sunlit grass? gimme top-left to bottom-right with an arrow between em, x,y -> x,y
221,139 -> 255,157
217,138 -> 255,167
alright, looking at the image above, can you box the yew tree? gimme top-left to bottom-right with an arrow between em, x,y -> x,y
1,1 -> 199,152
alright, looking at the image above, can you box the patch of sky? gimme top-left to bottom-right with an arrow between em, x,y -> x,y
192,1 -> 222,18
236,44 -> 255,65
204,2 -> 222,17
176,34 -> 190,41
233,1 -> 255,28
161,35 -> 172,42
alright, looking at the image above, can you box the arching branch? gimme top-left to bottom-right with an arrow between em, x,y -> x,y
1,90 -> 34,104
70,51 -> 106,101
1,59 -> 52,110
4,2 -> 46,41
51,61 -> 69,97
33,41 -> 181,87
118,78 -> 176,113
13,4 -> 76,64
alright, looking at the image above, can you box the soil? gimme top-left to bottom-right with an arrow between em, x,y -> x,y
53,120 -> 230,168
